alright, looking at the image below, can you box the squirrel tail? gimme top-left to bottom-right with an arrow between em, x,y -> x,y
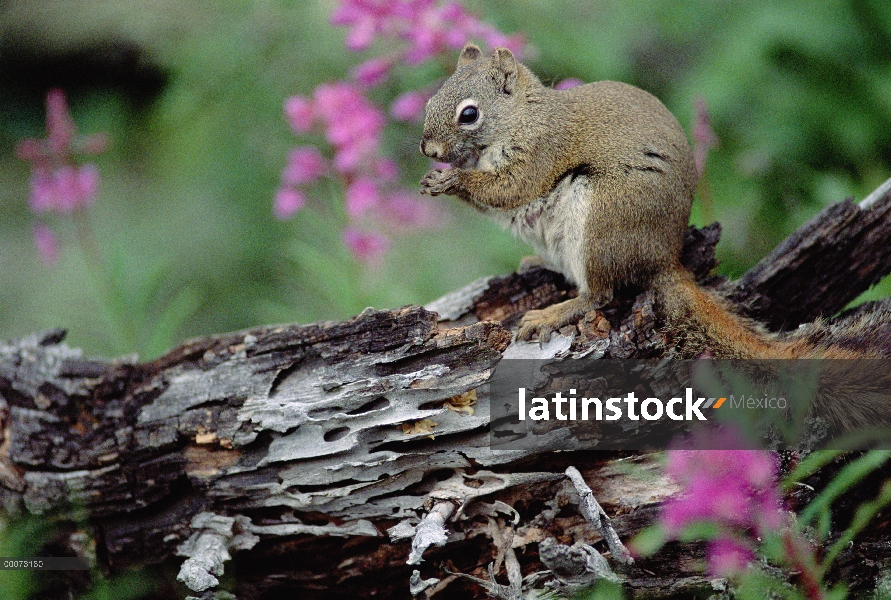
653,268 -> 891,431
653,267 -> 859,360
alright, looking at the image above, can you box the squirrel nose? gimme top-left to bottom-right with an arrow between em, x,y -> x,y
420,136 -> 443,159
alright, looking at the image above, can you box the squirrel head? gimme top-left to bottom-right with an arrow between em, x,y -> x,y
420,43 -> 535,169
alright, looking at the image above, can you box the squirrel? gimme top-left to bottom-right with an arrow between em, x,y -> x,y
417,44 -> 891,432
418,43 -> 872,363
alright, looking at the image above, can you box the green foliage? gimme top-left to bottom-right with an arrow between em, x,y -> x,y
0,515 -> 156,600
0,516 -> 49,600
820,479 -> 891,577
1,1 -> 889,357
795,450 -> 891,540
632,448 -> 891,597
574,579 -> 625,599
76,574 -> 155,600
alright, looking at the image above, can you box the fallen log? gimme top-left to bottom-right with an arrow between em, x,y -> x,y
2,180 -> 891,599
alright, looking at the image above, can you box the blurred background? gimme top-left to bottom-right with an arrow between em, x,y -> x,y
2,0 -> 891,360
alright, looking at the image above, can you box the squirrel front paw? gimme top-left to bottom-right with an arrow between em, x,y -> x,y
420,168 -> 460,196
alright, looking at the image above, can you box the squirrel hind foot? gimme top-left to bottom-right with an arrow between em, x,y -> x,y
517,294 -> 608,343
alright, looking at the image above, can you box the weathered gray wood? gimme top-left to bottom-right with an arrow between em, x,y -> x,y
724,184 -> 891,330
2,189 -> 891,598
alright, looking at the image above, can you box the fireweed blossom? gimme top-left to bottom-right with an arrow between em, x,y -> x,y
31,223 -> 61,266
16,88 -> 109,265
693,95 -> 719,178
278,0 -> 525,264
659,431 -> 784,577
330,0 -> 525,65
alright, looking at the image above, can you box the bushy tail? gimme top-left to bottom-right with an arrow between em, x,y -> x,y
653,268 -> 860,359
654,267 -> 891,431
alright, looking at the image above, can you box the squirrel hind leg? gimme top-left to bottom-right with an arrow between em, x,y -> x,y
517,292 -> 610,343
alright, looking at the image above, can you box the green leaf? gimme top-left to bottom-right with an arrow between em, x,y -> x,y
574,579 -> 625,600
628,523 -> 667,557
286,237 -> 361,314
820,479 -> 891,575
676,521 -> 722,542
783,450 -> 841,491
736,568 -> 807,600
798,450 -> 891,527
143,285 -> 203,359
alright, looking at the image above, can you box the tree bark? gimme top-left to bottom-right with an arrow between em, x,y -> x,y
2,183 -> 891,599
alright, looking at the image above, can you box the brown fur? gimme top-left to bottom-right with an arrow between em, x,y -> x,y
420,44 -> 695,341
419,45 -> 891,430
655,268 -> 870,359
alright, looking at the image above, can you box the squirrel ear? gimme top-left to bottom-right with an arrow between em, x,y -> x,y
490,47 -> 518,94
457,43 -> 482,67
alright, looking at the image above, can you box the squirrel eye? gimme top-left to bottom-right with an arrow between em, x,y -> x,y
458,105 -> 479,125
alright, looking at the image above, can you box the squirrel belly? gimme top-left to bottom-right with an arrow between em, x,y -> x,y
483,171 -> 594,295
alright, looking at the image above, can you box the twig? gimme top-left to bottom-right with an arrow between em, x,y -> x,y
408,501 -> 456,565
564,466 -> 634,565
859,175 -> 891,209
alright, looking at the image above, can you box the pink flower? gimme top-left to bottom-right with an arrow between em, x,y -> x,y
284,96 -> 315,134
381,190 -> 444,229
75,164 -> 100,209
375,158 -> 400,182
662,471 -> 756,534
346,20 -> 376,51
404,26 -> 439,64
330,1 -> 392,52
274,187 -> 306,220
17,89 -> 106,217
476,29 -> 525,55
279,1 -> 527,266
45,88 -> 76,154
40,164 -> 99,213
345,177 -> 381,217
283,147 -> 327,185
313,82 -> 385,173
693,96 -> 719,176
28,171 -> 56,213
661,432 -> 783,537
390,90 -> 429,122
555,78 -> 583,90
343,226 -> 391,265
352,56 -> 393,87
53,166 -> 82,212
707,537 -> 755,578
32,223 -> 60,266
27,162 -> 99,214
330,0 -> 525,65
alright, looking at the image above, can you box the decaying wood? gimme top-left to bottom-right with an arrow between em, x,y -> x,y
724,192 -> 891,330
2,181 -> 891,599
